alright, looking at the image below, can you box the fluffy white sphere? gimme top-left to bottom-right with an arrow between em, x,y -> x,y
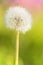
5,6 -> 32,33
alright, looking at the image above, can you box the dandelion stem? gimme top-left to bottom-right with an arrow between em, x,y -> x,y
15,31 -> 19,65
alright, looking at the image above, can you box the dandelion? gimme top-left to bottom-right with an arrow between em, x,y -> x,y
5,6 -> 32,65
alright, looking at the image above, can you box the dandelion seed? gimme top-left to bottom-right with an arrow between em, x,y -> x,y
5,6 -> 32,33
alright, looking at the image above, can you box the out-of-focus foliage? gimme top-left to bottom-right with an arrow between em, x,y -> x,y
0,1 -> 43,65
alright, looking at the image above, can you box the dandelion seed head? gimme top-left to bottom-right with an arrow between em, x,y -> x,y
5,6 -> 32,33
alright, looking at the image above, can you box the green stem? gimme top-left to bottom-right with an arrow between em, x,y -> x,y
15,31 -> 19,65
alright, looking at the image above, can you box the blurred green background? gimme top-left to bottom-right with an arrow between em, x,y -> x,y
0,0 -> 43,65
